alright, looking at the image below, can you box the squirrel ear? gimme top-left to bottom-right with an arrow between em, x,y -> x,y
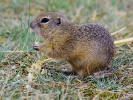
56,18 -> 61,26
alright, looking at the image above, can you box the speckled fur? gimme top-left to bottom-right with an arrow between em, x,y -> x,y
30,12 -> 114,78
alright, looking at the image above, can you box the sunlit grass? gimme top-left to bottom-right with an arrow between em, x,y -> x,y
0,0 -> 133,99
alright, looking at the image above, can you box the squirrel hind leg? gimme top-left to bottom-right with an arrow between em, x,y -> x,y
75,63 -> 108,78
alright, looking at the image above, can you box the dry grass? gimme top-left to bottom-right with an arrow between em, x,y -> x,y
0,0 -> 133,99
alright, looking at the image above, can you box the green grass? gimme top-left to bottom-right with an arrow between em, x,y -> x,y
0,0 -> 133,99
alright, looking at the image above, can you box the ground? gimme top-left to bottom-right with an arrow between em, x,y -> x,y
0,0 -> 133,99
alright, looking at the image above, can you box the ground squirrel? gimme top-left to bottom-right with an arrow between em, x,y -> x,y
30,12 -> 114,78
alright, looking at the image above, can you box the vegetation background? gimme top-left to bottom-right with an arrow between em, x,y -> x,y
0,0 -> 133,99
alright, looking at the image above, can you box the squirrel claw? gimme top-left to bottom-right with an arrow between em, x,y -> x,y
33,44 -> 39,51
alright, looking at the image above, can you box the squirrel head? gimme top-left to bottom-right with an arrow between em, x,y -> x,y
30,12 -> 71,39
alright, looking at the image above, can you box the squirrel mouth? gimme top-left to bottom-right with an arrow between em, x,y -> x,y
32,29 -> 49,38
31,28 -> 39,35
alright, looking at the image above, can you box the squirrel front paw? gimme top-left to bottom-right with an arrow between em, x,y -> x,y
33,42 -> 40,51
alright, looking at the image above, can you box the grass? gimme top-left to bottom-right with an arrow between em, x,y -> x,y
0,0 -> 133,99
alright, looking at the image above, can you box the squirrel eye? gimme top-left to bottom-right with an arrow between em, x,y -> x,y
41,18 -> 49,23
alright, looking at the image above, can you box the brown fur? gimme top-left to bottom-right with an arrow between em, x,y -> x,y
30,12 -> 114,78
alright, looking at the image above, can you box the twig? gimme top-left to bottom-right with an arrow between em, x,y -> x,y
111,27 -> 126,35
114,38 -> 133,45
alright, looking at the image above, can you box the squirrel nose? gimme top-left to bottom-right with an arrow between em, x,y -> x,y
30,22 -> 34,29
